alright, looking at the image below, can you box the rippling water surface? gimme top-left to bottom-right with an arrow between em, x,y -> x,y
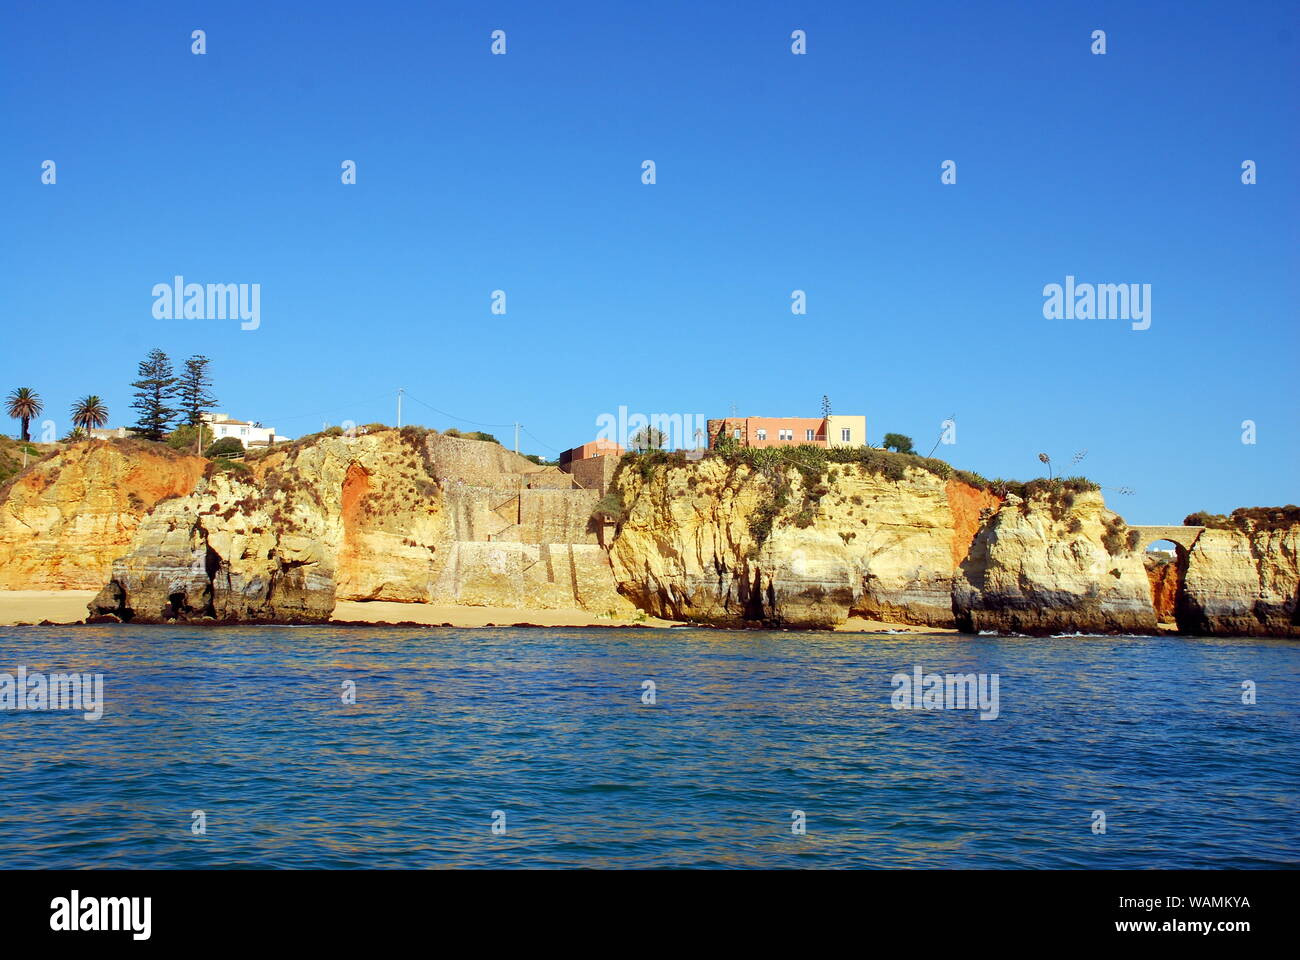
0,625 -> 1296,868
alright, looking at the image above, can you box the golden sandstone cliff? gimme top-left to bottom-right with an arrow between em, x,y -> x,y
0,434 -> 1294,636
1178,510 -> 1300,637
0,440 -> 205,590
952,489 -> 1158,635
607,455 -> 999,628
85,430 -> 632,623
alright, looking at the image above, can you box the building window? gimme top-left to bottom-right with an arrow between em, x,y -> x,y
841,428 -> 851,442
733,429 -> 741,440
805,429 -> 815,441
779,429 -> 792,441
756,429 -> 767,441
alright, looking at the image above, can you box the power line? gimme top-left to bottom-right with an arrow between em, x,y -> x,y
519,424 -> 563,454
255,394 -> 393,425
402,391 -> 515,430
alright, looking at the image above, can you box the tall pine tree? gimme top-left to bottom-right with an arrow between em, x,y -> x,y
178,355 -> 217,426
130,348 -> 179,441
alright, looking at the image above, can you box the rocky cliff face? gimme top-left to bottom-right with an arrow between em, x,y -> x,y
607,456 -> 1000,629
0,439 -> 206,590
1178,511 -> 1299,637
1145,557 -> 1180,623
88,429 -> 632,623
953,489 -> 1158,635
89,468 -> 334,622
6,432 -> 1294,637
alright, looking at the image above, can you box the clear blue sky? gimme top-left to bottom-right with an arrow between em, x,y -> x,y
2,0 -> 1296,524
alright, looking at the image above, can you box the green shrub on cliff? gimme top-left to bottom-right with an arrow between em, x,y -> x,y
996,476 -> 1100,501
207,457 -> 251,477
440,427 -> 499,444
592,489 -> 626,523
204,437 -> 245,459
882,433 -> 915,454
1101,516 -> 1130,554
954,469 -> 991,489
1185,506 -> 1300,532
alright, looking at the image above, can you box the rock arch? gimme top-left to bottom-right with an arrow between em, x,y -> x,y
1129,526 -> 1204,632
1128,525 -> 1205,553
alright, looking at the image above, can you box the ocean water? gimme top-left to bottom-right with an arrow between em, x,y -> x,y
0,625 -> 1296,869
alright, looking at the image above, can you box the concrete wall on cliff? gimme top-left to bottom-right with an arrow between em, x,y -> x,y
88,430 -> 632,623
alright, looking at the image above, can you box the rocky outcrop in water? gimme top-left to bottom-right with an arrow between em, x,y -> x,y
952,489 -> 1157,635
1178,509 -> 1300,637
607,455 -> 1000,629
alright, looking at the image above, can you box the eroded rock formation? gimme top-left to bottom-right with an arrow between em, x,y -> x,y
0,439 -> 206,589
607,456 -> 1000,629
87,430 -> 632,623
1145,556 -> 1180,624
2,431 -> 1293,637
1178,510 -> 1300,637
952,490 -> 1157,635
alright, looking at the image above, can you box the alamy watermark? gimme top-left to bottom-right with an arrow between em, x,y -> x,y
891,665 -> 999,720
0,666 -> 103,720
596,406 -> 708,458
50,891 -> 150,940
152,276 -> 260,330
1043,275 -> 1150,330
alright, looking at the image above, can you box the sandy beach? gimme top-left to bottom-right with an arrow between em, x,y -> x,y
331,600 -> 681,628
0,590 -> 97,626
836,616 -> 957,634
0,590 -> 953,633
0,590 -> 682,629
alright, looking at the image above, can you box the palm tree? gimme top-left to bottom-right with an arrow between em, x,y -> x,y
71,396 -> 109,439
5,387 -> 43,442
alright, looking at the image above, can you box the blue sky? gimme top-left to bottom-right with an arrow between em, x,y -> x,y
2,0 -> 1296,524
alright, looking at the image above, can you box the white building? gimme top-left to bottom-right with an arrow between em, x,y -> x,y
200,412 -> 288,449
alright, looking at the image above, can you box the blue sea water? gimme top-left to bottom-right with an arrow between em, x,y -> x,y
0,625 -> 1296,869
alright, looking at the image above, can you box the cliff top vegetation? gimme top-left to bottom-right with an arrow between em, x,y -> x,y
1185,506 -> 1300,532
620,441 -> 1099,500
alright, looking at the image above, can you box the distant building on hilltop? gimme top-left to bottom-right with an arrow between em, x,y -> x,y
200,412 -> 289,450
88,426 -> 133,440
707,414 -> 867,449
558,438 -> 626,495
558,439 -> 625,469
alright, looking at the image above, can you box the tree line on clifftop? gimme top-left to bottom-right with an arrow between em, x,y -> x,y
4,349 -> 237,459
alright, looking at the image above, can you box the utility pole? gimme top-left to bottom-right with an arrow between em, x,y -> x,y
514,422 -> 519,454
396,388 -> 404,429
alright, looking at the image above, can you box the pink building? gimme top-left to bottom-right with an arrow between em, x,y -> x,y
708,417 -> 824,448
707,414 -> 867,449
